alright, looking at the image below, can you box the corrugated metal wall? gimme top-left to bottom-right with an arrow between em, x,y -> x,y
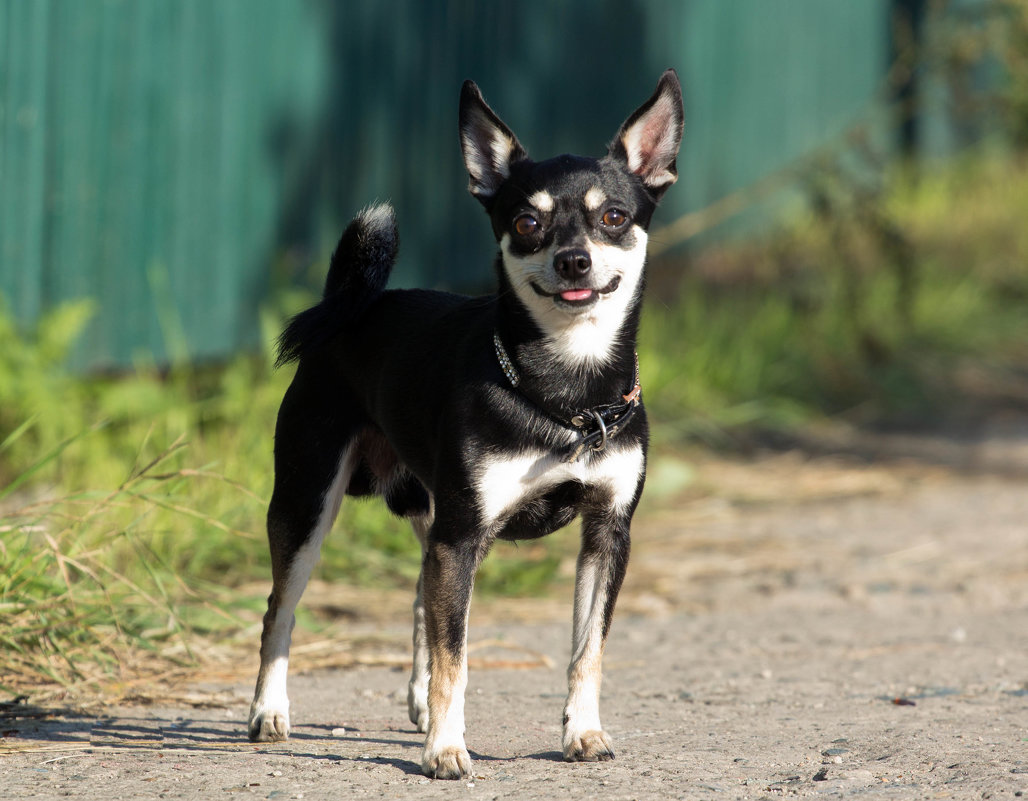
1,0 -> 890,369
1,0 -> 327,366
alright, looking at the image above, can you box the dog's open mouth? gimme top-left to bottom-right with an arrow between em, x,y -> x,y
531,276 -> 621,307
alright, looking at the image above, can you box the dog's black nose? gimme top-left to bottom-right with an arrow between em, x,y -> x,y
554,248 -> 591,280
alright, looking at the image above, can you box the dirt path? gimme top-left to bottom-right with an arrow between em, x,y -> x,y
3,429 -> 1027,799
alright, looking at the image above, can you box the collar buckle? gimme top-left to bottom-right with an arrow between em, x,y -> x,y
493,331 -> 641,463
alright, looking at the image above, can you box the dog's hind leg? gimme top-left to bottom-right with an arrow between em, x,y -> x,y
407,514 -> 432,733
561,505 -> 634,762
248,378 -> 359,742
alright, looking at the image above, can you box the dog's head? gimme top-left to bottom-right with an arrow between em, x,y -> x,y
459,70 -> 683,366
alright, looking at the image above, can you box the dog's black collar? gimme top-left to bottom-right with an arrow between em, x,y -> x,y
493,332 -> 641,463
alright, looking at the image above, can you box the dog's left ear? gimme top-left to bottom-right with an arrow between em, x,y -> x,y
459,81 -> 528,204
609,69 -> 684,198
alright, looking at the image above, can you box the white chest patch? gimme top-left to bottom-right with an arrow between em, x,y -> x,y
474,445 -> 644,528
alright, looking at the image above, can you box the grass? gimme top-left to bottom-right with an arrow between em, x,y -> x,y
641,265 -> 1027,441
2,452 -> 185,694
3,151 -> 1028,702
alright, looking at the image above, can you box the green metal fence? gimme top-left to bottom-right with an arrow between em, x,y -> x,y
1,0 -> 891,369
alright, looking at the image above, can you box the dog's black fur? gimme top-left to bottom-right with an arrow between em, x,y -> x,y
248,71 -> 683,779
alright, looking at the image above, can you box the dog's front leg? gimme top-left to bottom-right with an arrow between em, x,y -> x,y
419,534 -> 485,779
562,507 -> 632,761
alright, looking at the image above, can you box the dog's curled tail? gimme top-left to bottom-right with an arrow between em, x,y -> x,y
276,203 -> 398,366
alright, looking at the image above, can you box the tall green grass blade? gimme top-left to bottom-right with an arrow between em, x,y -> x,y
0,423 -> 105,502
0,415 -> 39,454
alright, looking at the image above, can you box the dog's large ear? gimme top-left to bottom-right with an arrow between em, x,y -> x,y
609,69 -> 684,198
459,81 -> 528,203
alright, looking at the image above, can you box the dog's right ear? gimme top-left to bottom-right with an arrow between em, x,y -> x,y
459,81 -> 528,204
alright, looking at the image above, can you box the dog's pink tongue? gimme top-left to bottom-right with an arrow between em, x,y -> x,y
560,289 -> 594,302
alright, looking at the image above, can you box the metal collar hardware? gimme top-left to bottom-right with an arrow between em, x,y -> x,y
493,332 -> 641,462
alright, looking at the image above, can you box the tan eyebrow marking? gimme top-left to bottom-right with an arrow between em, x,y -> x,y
584,187 -> 606,211
528,190 -> 554,212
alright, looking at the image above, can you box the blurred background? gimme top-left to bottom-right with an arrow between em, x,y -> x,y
2,0 -> 1027,699
5,0 -> 1004,368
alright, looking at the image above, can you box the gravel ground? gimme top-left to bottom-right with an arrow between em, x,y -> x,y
3,427 -> 1027,800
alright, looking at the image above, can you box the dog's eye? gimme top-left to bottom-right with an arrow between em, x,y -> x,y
513,214 -> 539,236
601,209 -> 628,228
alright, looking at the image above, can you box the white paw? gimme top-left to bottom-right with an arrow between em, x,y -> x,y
248,702 -> 290,742
421,744 -> 472,779
563,728 -> 615,762
407,684 -> 429,733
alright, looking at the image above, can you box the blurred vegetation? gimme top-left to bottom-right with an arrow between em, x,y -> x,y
643,153 -> 1028,443
4,0 -> 1028,700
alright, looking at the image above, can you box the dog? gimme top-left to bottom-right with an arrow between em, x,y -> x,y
248,70 -> 683,779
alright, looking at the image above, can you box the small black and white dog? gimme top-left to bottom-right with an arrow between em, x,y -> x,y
248,70 -> 683,779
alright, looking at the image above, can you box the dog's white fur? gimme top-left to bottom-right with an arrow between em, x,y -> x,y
474,444 -> 644,530
499,227 -> 648,369
248,446 -> 357,740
